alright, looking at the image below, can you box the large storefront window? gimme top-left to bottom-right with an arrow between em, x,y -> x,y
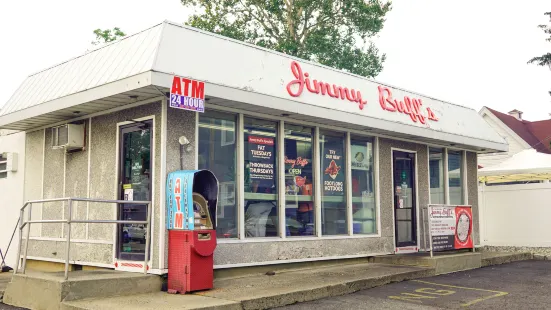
429,148 -> 445,204
351,136 -> 376,234
198,111 -> 238,238
284,125 -> 315,236
244,118 -> 278,237
319,130 -> 347,235
448,150 -> 464,204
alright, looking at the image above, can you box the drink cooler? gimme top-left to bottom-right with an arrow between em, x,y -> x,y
167,230 -> 217,293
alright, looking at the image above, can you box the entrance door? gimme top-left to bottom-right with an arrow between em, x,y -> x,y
117,121 -> 152,261
393,150 -> 417,248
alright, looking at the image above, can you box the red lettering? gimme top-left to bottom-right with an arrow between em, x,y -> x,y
355,91 -> 367,110
182,78 -> 192,97
427,108 -> 438,121
378,86 -> 396,111
175,196 -> 182,212
378,85 -> 436,123
175,212 -> 183,229
318,82 -> 337,98
286,61 -> 367,108
192,81 -> 205,99
175,178 -> 181,194
171,77 -> 182,95
286,61 -> 304,97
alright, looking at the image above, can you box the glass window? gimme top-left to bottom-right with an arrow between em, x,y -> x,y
351,136 -> 376,234
320,130 -> 347,235
448,150 -> 463,204
199,111 -> 238,238
284,125 -> 315,236
429,148 -> 445,204
244,117 -> 278,237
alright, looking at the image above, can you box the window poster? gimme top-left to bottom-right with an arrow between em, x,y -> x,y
284,155 -> 310,195
247,136 -> 276,192
351,145 -> 370,171
323,144 -> 344,196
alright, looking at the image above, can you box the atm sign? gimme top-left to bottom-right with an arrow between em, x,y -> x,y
170,76 -> 205,113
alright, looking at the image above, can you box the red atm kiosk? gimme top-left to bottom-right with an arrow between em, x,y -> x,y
166,170 -> 218,294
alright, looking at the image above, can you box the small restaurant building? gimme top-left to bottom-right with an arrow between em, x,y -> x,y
0,21 -> 507,274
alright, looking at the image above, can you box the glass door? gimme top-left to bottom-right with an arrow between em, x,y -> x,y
117,121 -> 152,261
393,150 -> 417,248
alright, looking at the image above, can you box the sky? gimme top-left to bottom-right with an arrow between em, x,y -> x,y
0,0 -> 549,121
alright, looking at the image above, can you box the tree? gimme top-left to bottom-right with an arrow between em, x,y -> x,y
528,12 -> 551,96
181,0 -> 391,78
91,27 -> 126,45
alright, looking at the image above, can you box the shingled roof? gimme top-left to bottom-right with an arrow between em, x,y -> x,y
486,107 -> 551,154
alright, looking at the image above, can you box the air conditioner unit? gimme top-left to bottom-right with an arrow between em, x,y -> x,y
52,124 -> 85,150
0,152 -> 17,172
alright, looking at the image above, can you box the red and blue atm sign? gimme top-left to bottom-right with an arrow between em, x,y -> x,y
170,76 -> 205,113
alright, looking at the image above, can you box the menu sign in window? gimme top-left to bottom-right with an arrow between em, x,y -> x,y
247,136 -> 276,189
323,146 -> 344,195
429,205 -> 473,251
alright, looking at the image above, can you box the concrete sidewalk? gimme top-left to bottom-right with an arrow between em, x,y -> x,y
0,271 -> 12,302
63,263 -> 433,310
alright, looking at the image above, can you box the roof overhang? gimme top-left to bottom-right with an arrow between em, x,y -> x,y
0,21 -> 509,153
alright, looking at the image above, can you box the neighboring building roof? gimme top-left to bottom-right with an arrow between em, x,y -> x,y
485,107 -> 551,154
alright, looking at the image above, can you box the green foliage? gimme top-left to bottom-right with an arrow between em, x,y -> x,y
91,27 -> 126,45
181,0 -> 391,78
528,12 -> 551,69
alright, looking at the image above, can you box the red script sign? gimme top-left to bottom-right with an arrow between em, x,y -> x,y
285,61 -> 439,123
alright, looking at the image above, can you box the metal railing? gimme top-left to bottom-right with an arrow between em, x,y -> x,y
14,197 -> 152,280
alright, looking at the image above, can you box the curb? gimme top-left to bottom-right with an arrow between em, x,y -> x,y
481,253 -> 532,267
236,268 -> 435,310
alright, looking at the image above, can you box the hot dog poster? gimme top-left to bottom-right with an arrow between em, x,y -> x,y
323,141 -> 344,196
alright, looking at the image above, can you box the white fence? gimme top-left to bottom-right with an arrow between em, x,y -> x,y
479,182 -> 551,247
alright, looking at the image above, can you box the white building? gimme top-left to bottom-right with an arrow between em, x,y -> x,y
0,129 -> 25,268
478,107 -> 551,168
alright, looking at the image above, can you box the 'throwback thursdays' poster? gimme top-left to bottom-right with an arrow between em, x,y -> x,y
429,205 -> 473,251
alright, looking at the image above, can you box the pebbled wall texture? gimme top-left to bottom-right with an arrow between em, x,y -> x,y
22,102 -> 480,270
23,102 -> 162,267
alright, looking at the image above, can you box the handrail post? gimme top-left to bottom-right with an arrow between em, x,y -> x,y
65,199 -> 73,280
143,202 -> 152,275
22,203 -> 33,274
14,208 -> 24,275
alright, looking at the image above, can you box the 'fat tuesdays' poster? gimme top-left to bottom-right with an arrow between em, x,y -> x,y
247,136 -> 275,191
323,142 -> 344,196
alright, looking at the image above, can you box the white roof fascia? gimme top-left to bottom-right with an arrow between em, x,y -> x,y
152,71 -> 508,152
0,72 -> 153,128
479,107 -> 531,150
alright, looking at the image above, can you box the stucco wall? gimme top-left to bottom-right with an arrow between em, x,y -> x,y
163,107 -> 197,268
378,138 -> 430,250
23,102 -> 162,268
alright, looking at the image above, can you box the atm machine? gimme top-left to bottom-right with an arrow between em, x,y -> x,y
166,169 -> 218,294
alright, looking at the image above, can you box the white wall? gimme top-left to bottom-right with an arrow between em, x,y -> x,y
479,183 -> 551,247
0,130 -> 25,267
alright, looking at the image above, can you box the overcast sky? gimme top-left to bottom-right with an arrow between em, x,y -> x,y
0,0 -> 549,120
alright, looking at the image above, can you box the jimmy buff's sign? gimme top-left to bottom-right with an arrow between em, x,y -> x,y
429,205 -> 473,251
170,76 -> 206,113
166,170 -> 197,230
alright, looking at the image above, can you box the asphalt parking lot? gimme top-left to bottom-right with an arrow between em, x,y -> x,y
277,260 -> 551,309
